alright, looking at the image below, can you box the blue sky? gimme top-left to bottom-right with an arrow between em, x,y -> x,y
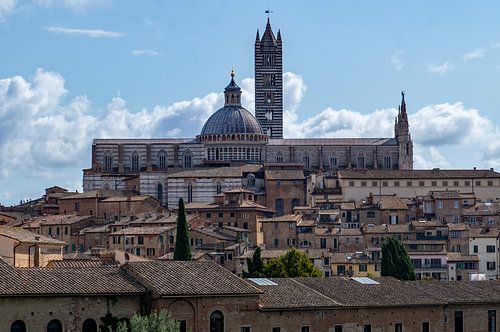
0,0 -> 499,205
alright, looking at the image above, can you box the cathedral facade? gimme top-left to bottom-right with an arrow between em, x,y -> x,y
83,19 -> 413,207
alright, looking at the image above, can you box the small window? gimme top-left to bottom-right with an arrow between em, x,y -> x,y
361,181 -> 367,187
473,245 -> 478,253
487,245 -> 496,253
274,239 -> 279,247
431,181 -> 437,186
359,264 -> 367,272
419,181 -> 425,186
406,181 -> 412,187
489,310 -> 496,332
230,212 -> 235,218
443,181 -> 448,186
465,181 -> 470,186
394,323 -> 403,332
372,181 -> 378,187
487,261 -> 496,270
82,318 -> 98,332
218,212 -> 223,218
488,180 -> 493,186
47,319 -> 63,332
349,181 -> 355,187
475,180 -> 481,186
272,327 -> 281,332
364,324 -> 372,332
240,327 -> 251,332
206,212 -> 211,219
301,327 -> 310,332
394,181 -> 400,187
334,326 -> 343,332
422,322 -> 430,332
382,181 -> 388,187
147,248 -> 156,256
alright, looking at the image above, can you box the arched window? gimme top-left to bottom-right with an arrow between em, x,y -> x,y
276,152 -> 283,163
303,154 -> 310,169
357,153 -> 365,169
157,150 -> 167,169
104,151 -> 113,172
184,150 -> 192,168
47,319 -> 63,332
157,183 -> 163,204
275,199 -> 284,217
103,183 -> 111,190
187,183 -> 193,203
247,173 -> 256,187
210,311 -> 224,332
10,321 -> 26,332
131,151 -> 139,171
82,319 -> 97,332
330,155 -> 337,170
216,183 -> 222,195
405,143 -> 410,156
292,198 -> 300,212
384,155 -> 391,169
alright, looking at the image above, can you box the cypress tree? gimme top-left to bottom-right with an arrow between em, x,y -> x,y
381,237 -> 415,280
173,198 -> 192,261
244,247 -> 264,277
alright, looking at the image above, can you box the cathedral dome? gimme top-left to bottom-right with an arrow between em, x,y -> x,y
201,105 -> 263,136
200,71 -> 264,137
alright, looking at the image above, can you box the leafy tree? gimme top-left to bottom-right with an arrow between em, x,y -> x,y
262,248 -> 322,277
381,236 -> 415,281
244,246 -> 264,277
174,198 -> 192,261
115,310 -> 180,332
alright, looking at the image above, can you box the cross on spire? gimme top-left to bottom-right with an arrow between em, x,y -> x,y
265,4 -> 273,21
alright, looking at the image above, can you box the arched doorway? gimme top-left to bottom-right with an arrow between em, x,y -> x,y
82,318 -> 97,332
210,310 -> 224,332
47,319 -> 63,332
10,320 -> 26,332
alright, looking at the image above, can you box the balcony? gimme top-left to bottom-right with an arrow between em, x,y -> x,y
413,264 -> 447,271
415,235 -> 448,241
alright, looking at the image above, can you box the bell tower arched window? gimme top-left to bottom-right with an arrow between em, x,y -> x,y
104,151 -> 113,172
187,183 -> 193,203
157,183 -> 163,204
357,153 -> 365,169
276,152 -> 283,163
384,155 -> 391,169
184,150 -> 192,168
157,150 -> 167,169
303,154 -> 310,169
131,151 -> 139,171
330,155 -> 337,170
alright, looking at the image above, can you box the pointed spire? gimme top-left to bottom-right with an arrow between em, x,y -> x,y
400,91 -> 407,116
261,17 -> 277,48
255,29 -> 260,42
277,29 -> 282,41
224,70 -> 241,106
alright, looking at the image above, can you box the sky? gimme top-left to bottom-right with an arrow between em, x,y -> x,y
0,0 -> 499,205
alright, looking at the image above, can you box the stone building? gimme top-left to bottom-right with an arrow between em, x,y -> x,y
83,18 -> 413,208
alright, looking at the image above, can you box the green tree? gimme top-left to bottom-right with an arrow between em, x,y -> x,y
174,198 -> 192,261
262,248 -> 322,277
244,246 -> 264,277
115,310 -> 180,332
381,236 -> 415,281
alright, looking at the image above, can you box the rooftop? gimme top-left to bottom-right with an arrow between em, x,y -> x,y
338,169 -> 500,179
168,164 -> 263,178
0,226 -> 65,245
109,226 -> 174,236
125,260 -> 261,297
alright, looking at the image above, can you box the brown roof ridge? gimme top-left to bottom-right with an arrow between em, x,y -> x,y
289,278 -> 343,306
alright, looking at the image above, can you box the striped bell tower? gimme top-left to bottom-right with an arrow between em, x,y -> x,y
255,18 -> 283,138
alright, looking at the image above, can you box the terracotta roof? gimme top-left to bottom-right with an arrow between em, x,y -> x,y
469,227 -> 499,238
168,164 -> 262,178
462,202 -> 499,216
36,215 -> 92,226
447,223 -> 469,231
192,227 -> 236,241
49,260 -> 119,268
0,266 -> 145,296
223,188 -> 255,194
101,196 -> 153,202
429,190 -> 460,199
110,226 -> 174,236
298,277 -> 446,308
361,224 -> 410,234
0,227 -> 65,245
338,169 -> 500,179
254,278 -> 340,310
446,253 -> 479,262
259,214 -> 302,223
265,170 -> 305,180
374,196 -> 408,210
124,260 -> 261,297
410,281 -> 500,304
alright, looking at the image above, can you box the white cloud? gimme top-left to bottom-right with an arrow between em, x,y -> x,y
45,26 -> 124,38
389,50 -> 404,71
131,49 -> 160,57
428,61 -> 454,74
36,0 -> 109,11
0,0 -> 15,21
1,69 -> 499,204
463,48 -> 486,61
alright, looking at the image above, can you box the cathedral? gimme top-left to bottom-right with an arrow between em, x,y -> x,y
83,19 -> 413,207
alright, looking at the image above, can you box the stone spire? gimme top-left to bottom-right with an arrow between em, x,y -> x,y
224,70 -> 242,106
